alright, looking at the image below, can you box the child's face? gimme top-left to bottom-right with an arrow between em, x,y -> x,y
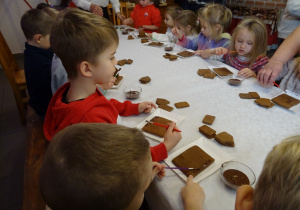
235,28 -> 254,57
200,19 -> 212,38
138,0 -> 151,8
126,151 -> 152,209
89,42 -> 118,85
175,23 -> 187,36
164,13 -> 174,28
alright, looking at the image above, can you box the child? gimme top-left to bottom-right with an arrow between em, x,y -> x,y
214,17 -> 270,78
172,10 -> 199,44
20,9 -> 58,120
39,123 -> 204,210
173,4 -> 232,59
235,135 -> 300,210
123,0 -> 161,33
44,9 -> 181,162
151,6 -> 183,43
276,57 -> 300,94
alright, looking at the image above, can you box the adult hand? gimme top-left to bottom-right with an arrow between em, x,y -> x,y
116,12 -> 125,22
181,175 -> 205,210
163,122 -> 182,152
257,59 -> 284,86
90,4 -> 103,16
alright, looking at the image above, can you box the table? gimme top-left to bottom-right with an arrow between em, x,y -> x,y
106,29 -> 300,210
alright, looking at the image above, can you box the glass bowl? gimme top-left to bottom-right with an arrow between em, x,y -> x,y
123,86 -> 142,99
165,43 -> 175,51
220,161 -> 256,190
227,74 -> 245,86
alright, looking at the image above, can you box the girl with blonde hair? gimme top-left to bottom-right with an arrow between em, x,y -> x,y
215,17 -> 269,78
173,4 -> 232,58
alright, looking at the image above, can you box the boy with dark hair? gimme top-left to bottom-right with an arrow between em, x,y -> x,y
21,9 -> 57,121
40,123 -> 204,210
44,9 -> 182,162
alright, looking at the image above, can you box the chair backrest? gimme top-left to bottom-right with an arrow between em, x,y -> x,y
107,2 -> 130,25
0,30 -> 28,124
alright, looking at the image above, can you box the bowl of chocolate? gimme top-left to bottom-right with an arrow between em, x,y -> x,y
165,44 -> 174,51
123,86 -> 142,99
122,29 -> 128,35
220,161 -> 256,189
227,74 -> 245,86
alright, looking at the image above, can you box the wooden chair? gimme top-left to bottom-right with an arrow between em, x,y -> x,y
0,31 -> 28,124
107,2 -> 132,25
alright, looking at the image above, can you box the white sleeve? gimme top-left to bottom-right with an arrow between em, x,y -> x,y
286,0 -> 300,18
209,54 -> 223,61
111,0 -> 121,13
72,0 -> 92,11
151,32 -> 170,42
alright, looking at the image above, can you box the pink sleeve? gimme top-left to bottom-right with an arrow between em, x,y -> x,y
109,99 -> 140,116
150,143 -> 167,162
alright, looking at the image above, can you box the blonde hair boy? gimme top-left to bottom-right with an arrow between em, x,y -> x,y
235,136 -> 300,210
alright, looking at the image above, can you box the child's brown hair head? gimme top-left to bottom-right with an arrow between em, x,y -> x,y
39,123 -> 150,210
175,10 -> 200,35
198,4 -> 232,41
230,17 -> 268,67
21,9 -> 56,40
165,6 -> 183,20
50,8 -> 119,79
252,136 -> 300,210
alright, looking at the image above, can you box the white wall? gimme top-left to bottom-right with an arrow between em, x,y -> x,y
0,0 -> 60,54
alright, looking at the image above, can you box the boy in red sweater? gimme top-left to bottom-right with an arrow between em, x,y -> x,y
44,9 -> 181,162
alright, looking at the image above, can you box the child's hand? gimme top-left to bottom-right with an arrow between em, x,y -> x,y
138,26 -> 144,31
152,162 -> 166,180
213,47 -> 228,55
98,77 -> 116,90
163,122 -> 182,152
123,18 -> 132,25
194,50 -> 203,56
238,68 -> 256,78
138,101 -> 157,113
181,175 -> 205,210
172,27 -> 183,40
199,49 -> 213,59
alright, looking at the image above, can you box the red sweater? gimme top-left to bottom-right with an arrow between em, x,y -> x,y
44,82 -> 167,161
130,4 -> 161,33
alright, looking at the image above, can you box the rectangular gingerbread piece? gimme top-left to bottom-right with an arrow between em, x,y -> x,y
213,67 -> 233,76
175,102 -> 190,109
271,94 -> 300,109
199,125 -> 216,139
172,146 -> 215,177
202,115 -> 215,125
158,104 -> 174,112
142,116 -> 172,137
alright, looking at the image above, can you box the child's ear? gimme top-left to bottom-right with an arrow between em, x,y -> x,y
235,185 -> 254,210
33,34 -> 42,44
79,61 -> 93,78
214,24 -> 221,32
186,25 -> 191,32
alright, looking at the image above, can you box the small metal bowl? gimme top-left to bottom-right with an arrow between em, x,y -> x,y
123,86 -> 142,99
220,161 -> 256,189
227,74 -> 245,86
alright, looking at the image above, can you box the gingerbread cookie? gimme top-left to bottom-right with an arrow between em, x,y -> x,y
139,76 -> 151,84
158,104 -> 174,112
128,35 -> 134,40
249,92 -> 260,99
215,132 -> 234,147
239,93 -> 252,99
177,50 -> 194,57
142,116 -> 172,137
141,38 -> 148,43
172,146 -> 215,177
254,98 -> 274,108
202,115 -> 215,125
197,69 -> 210,76
148,42 -> 164,46
174,102 -> 190,109
271,94 -> 300,109
199,125 -> 216,139
213,67 -> 233,76
156,98 -> 170,105
203,72 -> 217,79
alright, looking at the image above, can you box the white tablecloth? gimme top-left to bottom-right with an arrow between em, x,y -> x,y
106,29 -> 300,210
